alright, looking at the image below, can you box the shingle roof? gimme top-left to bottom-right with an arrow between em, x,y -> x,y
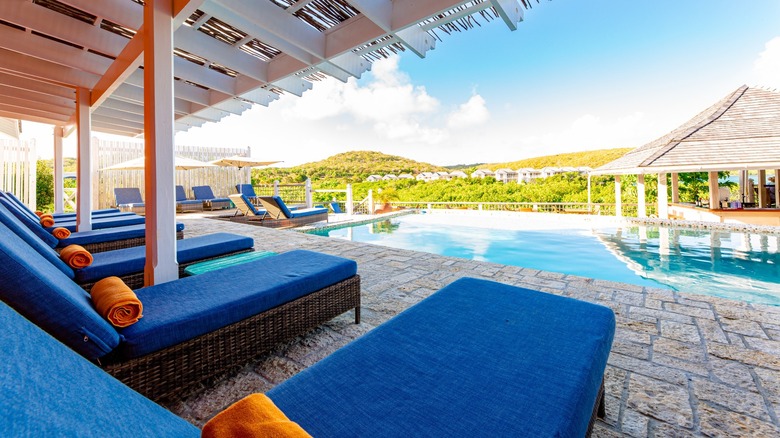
593,86 -> 780,174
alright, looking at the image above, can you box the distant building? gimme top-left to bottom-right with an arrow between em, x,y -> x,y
494,168 -> 519,183
449,170 -> 468,179
382,174 -> 397,180
540,167 -> 562,178
577,166 -> 592,174
416,172 -> 435,181
517,168 -> 541,182
397,173 -> 414,180
366,174 -> 383,182
431,171 -> 450,181
471,169 -> 494,179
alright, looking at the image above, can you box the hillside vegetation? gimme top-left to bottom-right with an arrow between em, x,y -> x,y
486,148 -> 632,171
253,150 -> 448,184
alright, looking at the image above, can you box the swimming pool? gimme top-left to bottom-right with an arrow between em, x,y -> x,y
309,212 -> 780,305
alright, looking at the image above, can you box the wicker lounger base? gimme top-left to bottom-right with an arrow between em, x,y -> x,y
176,204 -> 203,213
61,230 -> 185,254
78,247 -> 252,291
586,380 -> 606,438
103,274 -> 361,402
203,200 -> 231,211
232,212 -> 328,229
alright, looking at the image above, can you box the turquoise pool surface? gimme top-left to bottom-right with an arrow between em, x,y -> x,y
310,214 -> 780,305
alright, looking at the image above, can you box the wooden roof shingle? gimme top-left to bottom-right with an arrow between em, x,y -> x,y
593,86 -> 780,174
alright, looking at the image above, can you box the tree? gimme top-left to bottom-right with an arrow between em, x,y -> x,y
36,160 -> 54,212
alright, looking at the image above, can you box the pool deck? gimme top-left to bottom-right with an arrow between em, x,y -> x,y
165,212 -> 780,437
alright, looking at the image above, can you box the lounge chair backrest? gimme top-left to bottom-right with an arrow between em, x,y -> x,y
0,203 -> 74,279
228,194 -> 261,216
2,191 -> 40,222
0,220 -> 120,360
175,185 -> 188,202
114,188 -> 144,205
258,196 -> 288,219
192,185 -> 216,200
329,202 -> 343,214
0,301 -> 199,437
0,197 -> 59,247
236,183 -> 257,197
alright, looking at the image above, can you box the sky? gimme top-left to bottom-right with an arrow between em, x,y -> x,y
22,0 -> 780,167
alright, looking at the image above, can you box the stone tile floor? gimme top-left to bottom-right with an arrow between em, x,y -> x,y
164,214 -> 780,437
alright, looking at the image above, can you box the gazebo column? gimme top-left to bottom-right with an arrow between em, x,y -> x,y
75,88 -> 92,232
671,173 -> 679,204
614,175 -> 622,218
636,174 -> 646,218
758,170 -> 767,208
708,171 -> 718,210
143,0 -> 178,286
657,173 -> 668,219
53,126 -> 64,214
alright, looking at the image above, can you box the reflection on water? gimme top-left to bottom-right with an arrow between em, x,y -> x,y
310,218 -> 780,305
593,227 -> 780,305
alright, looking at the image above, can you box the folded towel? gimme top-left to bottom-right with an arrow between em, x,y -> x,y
40,214 -> 55,227
60,244 -> 93,269
52,227 -> 71,239
90,276 -> 143,328
202,394 -> 311,438
35,210 -> 43,217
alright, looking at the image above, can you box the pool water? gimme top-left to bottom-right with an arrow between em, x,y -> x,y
309,214 -> 780,305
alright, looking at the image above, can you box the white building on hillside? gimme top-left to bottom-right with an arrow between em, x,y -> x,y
397,173 -> 414,180
416,172 -> 435,181
471,169 -> 494,178
449,170 -> 468,179
366,174 -> 383,182
382,174 -> 397,180
494,168 -> 519,183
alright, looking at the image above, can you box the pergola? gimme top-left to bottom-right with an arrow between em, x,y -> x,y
0,0 -> 532,285
592,85 -> 780,222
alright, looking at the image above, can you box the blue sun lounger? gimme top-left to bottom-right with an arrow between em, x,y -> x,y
114,187 -> 145,215
193,185 -> 231,210
3,191 -> 130,220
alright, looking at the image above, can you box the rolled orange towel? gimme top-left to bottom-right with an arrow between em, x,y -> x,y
51,227 -> 71,239
40,214 -> 55,227
59,244 -> 93,269
202,394 -> 311,438
90,276 -> 143,328
35,210 -> 44,217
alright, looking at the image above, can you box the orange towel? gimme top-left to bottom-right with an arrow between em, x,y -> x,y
35,210 -> 44,217
52,227 -> 71,239
202,394 -> 311,438
40,214 -> 55,228
90,276 -> 143,328
59,244 -> 93,269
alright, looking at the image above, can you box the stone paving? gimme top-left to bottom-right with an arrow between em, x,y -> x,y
163,214 -> 780,437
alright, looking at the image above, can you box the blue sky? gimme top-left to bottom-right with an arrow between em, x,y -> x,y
28,1 -> 780,166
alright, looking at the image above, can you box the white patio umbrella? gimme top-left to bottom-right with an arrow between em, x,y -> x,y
102,156 -> 217,171
209,155 -> 281,169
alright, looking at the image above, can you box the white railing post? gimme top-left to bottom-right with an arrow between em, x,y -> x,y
305,179 -> 313,207
273,180 -> 280,197
346,184 -> 354,215
368,189 -> 374,214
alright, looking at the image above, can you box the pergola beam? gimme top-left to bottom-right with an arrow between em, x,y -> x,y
0,71 -> 76,100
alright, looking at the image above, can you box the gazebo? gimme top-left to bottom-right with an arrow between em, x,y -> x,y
592,85 -> 780,226
0,0 -> 533,285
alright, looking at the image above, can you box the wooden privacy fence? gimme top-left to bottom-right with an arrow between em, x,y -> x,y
95,138 -> 250,209
0,138 -> 37,208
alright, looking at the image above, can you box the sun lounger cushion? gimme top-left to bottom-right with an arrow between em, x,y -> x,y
73,232 -> 254,284
0,197 -> 59,247
270,196 -> 327,218
0,301 -> 199,437
115,188 -> 144,205
51,208 -> 123,219
193,185 -> 227,202
269,277 -> 615,438
236,183 -> 257,198
56,222 -> 186,248
0,204 -> 75,279
175,186 -> 202,208
118,249 -> 357,359
0,221 -> 120,359
45,214 -> 146,232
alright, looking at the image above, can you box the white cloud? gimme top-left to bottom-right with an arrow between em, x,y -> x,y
753,36 -> 780,88
447,94 -> 490,128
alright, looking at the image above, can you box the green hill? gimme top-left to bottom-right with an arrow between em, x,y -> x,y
253,151 -> 448,184
486,148 -> 631,170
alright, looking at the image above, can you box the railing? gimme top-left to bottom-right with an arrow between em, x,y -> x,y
254,181 -> 308,206
1,138 -> 37,208
63,188 -> 77,212
388,201 -> 657,217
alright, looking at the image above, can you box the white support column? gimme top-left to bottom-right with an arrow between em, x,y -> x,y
75,88 -> 92,232
305,178 -> 312,208
143,0 -> 178,286
345,184 -> 353,215
758,170 -> 767,208
53,126 -> 64,213
671,173 -> 679,204
368,189 -> 374,214
273,180 -> 279,197
614,175 -> 622,218
587,173 -> 592,213
658,173 -> 669,219
775,170 -> 779,208
637,174 -> 646,218
708,171 -> 719,210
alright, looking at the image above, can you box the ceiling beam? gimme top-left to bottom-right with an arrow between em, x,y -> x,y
174,25 -> 269,82
0,48 -> 100,89
0,86 -> 75,109
489,0 -> 524,31
0,108 -> 69,125
0,71 -> 76,100
58,0 -> 143,30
